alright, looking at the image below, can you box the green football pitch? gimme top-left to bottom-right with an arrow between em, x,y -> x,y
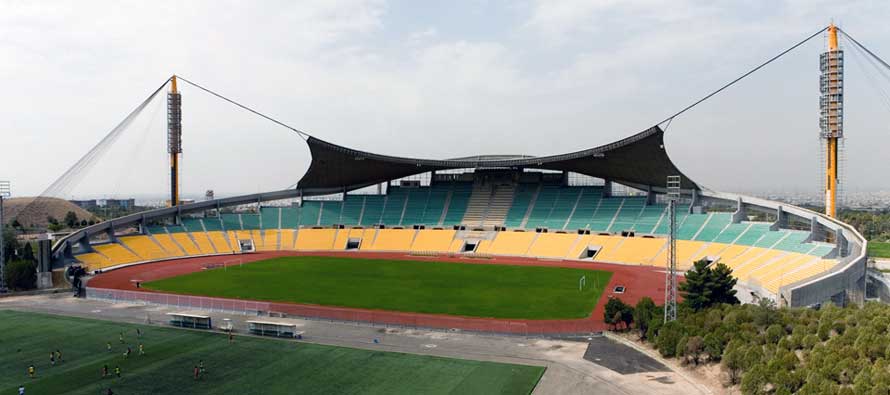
145,256 -> 611,320
0,310 -> 544,395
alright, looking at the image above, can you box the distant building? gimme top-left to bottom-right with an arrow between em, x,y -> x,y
70,199 -> 98,209
99,199 -> 136,210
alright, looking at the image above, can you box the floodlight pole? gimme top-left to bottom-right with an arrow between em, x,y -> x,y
664,176 -> 681,323
0,181 -> 10,291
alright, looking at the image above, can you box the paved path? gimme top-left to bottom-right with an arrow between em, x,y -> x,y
0,293 -> 708,395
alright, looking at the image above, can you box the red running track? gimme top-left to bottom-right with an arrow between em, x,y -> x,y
87,251 -> 679,334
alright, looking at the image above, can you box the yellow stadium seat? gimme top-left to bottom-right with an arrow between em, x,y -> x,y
410,230 -> 457,252
154,233 -> 186,256
207,231 -> 235,253
448,238 -> 464,253
745,253 -> 810,285
731,250 -> 786,281
119,236 -> 171,261
474,239 -> 493,254
334,228 -> 367,250
171,233 -> 202,255
75,252 -> 114,271
527,233 -> 580,259
93,243 -> 141,265
280,229 -> 297,250
598,237 -> 667,266
295,229 -> 337,250
690,243 -> 731,263
364,229 -> 417,251
585,235 -> 625,261
487,231 -> 537,256
187,232 -> 216,254
764,258 -> 836,293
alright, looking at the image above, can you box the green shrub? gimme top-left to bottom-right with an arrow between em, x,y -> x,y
4,260 -> 36,291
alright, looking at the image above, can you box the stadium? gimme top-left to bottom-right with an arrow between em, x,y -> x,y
6,14 -> 890,395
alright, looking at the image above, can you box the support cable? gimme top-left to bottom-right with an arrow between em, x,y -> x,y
657,26 -> 828,127
176,76 -> 310,140
839,28 -> 890,74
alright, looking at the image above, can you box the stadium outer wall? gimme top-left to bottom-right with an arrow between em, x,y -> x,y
84,251 -> 670,335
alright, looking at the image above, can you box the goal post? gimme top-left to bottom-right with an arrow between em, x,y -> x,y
579,275 -> 587,291
222,258 -> 243,271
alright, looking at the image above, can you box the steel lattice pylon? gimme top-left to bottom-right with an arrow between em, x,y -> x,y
664,176 -> 681,323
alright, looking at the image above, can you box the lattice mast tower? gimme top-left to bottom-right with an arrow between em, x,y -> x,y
821,24 -> 844,218
168,76 -> 183,207
664,175 -> 681,323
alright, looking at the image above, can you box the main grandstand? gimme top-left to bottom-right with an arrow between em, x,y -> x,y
51,119 -> 867,310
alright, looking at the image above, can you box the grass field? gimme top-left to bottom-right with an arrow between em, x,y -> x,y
144,256 -> 611,320
869,241 -> 890,258
0,310 -> 544,395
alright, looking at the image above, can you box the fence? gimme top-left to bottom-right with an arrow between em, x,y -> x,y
85,287 -> 600,337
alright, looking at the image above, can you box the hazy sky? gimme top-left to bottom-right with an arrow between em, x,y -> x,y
3,0 -> 890,200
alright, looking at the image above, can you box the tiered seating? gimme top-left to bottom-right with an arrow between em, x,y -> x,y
693,213 -> 732,241
119,236 -> 171,261
504,183 -> 536,228
564,187 -> 603,230
525,185 -> 558,229
172,233 -> 204,255
487,231 -> 536,255
763,259 -> 834,293
597,237 -> 667,266
280,229 -> 297,250
633,204 -> 665,234
590,198 -> 621,231
677,214 -> 708,240
421,186 -> 449,225
365,229 -> 416,251
297,202 -> 321,227
442,183 -> 472,226
772,231 -> 811,254
294,229 -> 337,250
333,228 -> 368,249
380,189 -> 407,225
340,197 -> 364,225
318,201 -> 342,226
402,188 -> 430,226
202,218 -> 224,232
281,207 -> 299,229
360,196 -> 385,226
753,230 -> 787,248
75,252 -> 113,270
527,233 -> 579,258
261,207 -> 280,229
410,229 -> 456,252
255,229 -> 279,251
546,189 -> 581,230
712,223 -> 749,244
153,233 -> 185,256
609,197 -> 646,232
734,223 -> 770,245
93,243 -> 141,265
207,231 -> 235,253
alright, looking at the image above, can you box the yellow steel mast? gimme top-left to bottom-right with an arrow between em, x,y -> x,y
821,24 -> 843,218
168,76 -> 182,207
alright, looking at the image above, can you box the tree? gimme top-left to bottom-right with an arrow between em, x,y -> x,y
20,243 -> 34,263
1,227 -> 19,263
740,364 -> 769,395
633,297 -> 657,339
4,260 -> 36,291
723,344 -> 745,384
685,336 -> 704,365
656,321 -> 683,357
604,297 -> 633,330
680,259 -> 739,311
64,211 -> 79,228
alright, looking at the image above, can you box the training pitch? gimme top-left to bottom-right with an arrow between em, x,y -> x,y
144,256 -> 611,320
0,310 -> 544,394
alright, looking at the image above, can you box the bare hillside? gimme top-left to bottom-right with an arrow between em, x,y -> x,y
2,197 -> 98,228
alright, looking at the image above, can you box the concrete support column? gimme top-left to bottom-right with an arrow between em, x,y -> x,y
731,197 -> 747,223
602,180 -> 612,198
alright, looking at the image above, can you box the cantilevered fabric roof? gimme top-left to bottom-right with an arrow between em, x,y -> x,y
297,126 -> 698,192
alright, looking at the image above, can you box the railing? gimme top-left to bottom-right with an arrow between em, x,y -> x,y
84,287 -> 603,337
